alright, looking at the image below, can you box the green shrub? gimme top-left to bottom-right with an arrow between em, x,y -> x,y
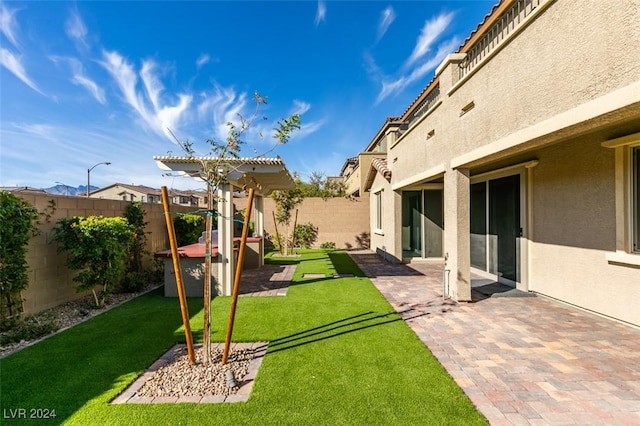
52,216 -> 134,307
173,213 -> 205,246
0,313 -> 59,345
114,271 -> 147,293
294,223 -> 318,248
123,202 -> 148,273
0,191 -> 40,319
320,241 -> 336,249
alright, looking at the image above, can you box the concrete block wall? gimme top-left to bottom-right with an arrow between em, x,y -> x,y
12,193 -> 369,314
255,196 -> 370,249
14,193 -> 193,315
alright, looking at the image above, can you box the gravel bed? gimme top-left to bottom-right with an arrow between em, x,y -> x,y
136,346 -> 254,397
0,286 -> 158,357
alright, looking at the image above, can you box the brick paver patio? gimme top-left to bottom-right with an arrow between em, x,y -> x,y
349,251 -> 640,425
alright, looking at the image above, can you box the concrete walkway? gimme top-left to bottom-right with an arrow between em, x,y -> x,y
348,251 -> 640,425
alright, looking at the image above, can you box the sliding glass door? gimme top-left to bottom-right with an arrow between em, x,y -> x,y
471,174 -> 521,283
402,189 -> 443,259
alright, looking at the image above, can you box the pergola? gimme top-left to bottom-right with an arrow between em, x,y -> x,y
154,155 -> 295,295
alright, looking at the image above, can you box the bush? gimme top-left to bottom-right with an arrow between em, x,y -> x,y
294,223 -> 318,248
320,242 -> 336,249
123,202 -> 148,273
0,313 -> 59,345
114,271 -> 147,293
0,191 -> 40,319
53,216 -> 134,307
173,213 -> 205,246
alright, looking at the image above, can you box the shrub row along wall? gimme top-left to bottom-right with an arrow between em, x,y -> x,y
16,193 -> 370,315
236,196 -> 371,250
15,193 -> 194,315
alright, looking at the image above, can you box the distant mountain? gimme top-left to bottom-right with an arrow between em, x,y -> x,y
43,184 -> 99,196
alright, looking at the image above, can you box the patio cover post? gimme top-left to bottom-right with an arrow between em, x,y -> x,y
217,182 -> 235,296
255,195 -> 265,266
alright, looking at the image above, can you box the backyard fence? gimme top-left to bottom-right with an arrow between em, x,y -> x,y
14,193 -> 370,315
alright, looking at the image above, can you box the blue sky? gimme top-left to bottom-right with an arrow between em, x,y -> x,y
0,0 -> 493,190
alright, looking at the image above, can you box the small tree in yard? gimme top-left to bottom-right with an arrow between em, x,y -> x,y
271,186 -> 303,256
53,216 -> 134,308
0,191 -> 40,319
119,202 -> 149,292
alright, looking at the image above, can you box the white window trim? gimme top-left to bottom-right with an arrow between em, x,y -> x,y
602,132 -> 640,266
374,190 -> 384,235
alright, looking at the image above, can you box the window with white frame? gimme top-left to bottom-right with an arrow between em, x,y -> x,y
375,190 -> 383,230
602,134 -> 640,263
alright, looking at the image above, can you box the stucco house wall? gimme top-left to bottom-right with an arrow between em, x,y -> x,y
362,0 -> 640,325
391,0 -> 640,187
528,136 -> 640,325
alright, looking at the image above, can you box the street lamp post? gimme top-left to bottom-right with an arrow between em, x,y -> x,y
87,162 -> 111,198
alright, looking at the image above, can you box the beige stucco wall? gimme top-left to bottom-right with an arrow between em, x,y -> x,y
257,196 -> 370,250
15,193 -> 192,315
527,136 -> 640,325
390,0 -> 640,186
344,167 -> 361,196
90,185 -> 148,202
368,173 -> 401,262
368,0 -> 640,324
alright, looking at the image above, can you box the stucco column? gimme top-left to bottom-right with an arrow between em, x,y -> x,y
217,183 -> 235,296
392,189 -> 403,262
254,195 -> 265,266
444,167 -> 472,301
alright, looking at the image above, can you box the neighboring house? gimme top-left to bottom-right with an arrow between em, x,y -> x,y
349,0 -> 640,326
89,183 -> 206,207
0,186 -> 48,194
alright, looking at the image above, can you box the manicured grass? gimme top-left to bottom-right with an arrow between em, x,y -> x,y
1,250 -> 486,425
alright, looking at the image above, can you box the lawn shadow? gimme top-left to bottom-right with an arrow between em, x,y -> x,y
267,308 -> 430,354
1,288 -> 189,424
347,252 -> 426,278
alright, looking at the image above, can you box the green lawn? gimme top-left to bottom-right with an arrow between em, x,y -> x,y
0,250 -> 486,425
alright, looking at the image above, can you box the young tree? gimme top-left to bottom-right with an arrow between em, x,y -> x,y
168,91 -> 301,364
297,171 -> 346,199
271,186 -> 304,256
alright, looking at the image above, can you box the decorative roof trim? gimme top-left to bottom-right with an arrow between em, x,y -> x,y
152,156 -> 286,166
371,158 -> 391,180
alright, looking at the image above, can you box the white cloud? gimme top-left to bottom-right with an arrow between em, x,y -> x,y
376,6 -> 396,42
197,84 -> 248,146
196,53 -> 210,68
293,118 -> 325,141
315,0 -> 326,26
405,11 -> 455,69
71,74 -> 106,104
51,56 -> 106,104
292,99 -> 311,115
65,8 -> 88,49
0,48 -> 43,94
100,50 -> 191,140
377,37 -> 459,103
367,10 -> 458,103
0,2 -> 20,47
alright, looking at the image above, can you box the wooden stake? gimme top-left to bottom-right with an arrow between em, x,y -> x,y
161,186 -> 196,364
222,188 -> 255,364
203,182 -> 213,364
272,211 -> 283,254
291,208 -> 299,254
